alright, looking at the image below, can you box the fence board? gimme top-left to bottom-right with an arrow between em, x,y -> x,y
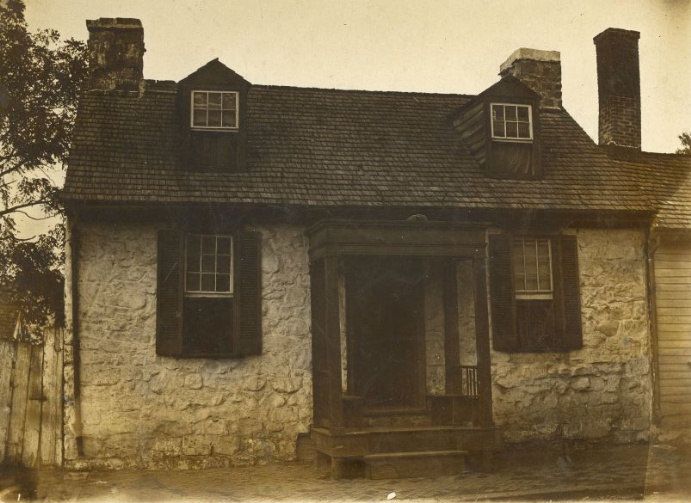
40,328 -> 62,466
0,339 -> 17,461
7,343 -> 31,462
22,344 -> 44,467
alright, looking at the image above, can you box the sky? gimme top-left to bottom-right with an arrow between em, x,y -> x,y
15,0 -> 691,235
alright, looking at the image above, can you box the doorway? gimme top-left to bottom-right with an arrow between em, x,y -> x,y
345,256 -> 426,410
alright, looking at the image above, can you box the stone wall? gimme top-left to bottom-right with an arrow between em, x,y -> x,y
65,222 -> 312,469
491,229 -> 652,444
64,223 -> 653,469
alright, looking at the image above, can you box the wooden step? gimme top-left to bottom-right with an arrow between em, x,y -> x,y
364,449 -> 468,479
296,432 -> 316,462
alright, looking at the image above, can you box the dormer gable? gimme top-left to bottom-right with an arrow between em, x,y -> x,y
177,59 -> 251,172
452,76 -> 542,179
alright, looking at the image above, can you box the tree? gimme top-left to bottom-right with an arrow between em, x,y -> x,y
0,0 -> 87,327
677,132 -> 691,155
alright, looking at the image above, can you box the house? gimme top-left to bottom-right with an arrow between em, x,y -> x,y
61,19 -> 691,477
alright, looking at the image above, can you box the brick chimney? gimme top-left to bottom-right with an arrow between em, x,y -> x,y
499,48 -> 562,110
593,28 -> 641,149
86,18 -> 145,93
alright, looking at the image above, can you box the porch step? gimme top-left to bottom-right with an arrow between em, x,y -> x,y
313,425 -> 502,457
364,450 -> 468,479
296,433 -> 316,462
361,407 -> 431,428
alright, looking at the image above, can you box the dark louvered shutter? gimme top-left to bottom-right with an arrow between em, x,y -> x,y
234,230 -> 262,355
557,235 -> 583,350
488,234 -> 519,351
157,229 -> 184,356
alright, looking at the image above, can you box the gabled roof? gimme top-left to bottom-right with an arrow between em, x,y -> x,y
178,58 -> 251,88
63,71 -> 690,220
469,75 -> 540,107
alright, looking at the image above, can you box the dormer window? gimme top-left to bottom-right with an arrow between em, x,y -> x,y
491,103 -> 532,141
178,59 -> 250,172
452,77 -> 541,179
191,91 -> 239,130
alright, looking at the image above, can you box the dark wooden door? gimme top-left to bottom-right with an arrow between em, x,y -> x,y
346,256 -> 425,410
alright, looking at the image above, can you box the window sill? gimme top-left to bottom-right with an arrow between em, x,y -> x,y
184,292 -> 234,298
491,137 -> 533,143
191,127 -> 239,133
173,352 -> 250,359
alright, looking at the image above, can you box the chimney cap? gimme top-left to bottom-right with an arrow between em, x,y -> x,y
86,18 -> 143,31
593,28 -> 640,45
499,48 -> 560,74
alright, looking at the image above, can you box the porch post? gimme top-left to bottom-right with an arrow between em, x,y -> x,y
443,259 -> 461,394
473,257 -> 494,427
324,255 -> 344,428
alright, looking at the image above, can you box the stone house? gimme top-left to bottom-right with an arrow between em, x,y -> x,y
61,19 -> 691,476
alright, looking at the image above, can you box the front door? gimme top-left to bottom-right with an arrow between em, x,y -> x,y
346,256 -> 425,410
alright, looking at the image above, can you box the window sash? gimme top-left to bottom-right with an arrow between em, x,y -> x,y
513,238 -> 553,299
184,234 -> 233,295
491,103 -> 533,141
191,91 -> 239,129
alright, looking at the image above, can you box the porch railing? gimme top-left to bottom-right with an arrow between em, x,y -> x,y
459,365 -> 478,398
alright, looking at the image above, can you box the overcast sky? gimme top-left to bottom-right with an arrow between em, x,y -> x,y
25,0 -> 690,154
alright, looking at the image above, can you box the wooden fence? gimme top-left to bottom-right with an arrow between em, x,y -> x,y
0,326 -> 64,467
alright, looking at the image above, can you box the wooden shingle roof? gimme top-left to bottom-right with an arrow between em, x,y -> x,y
64,80 -> 690,221
605,149 -> 691,230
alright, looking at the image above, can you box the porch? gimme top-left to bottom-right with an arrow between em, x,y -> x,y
306,220 -> 501,479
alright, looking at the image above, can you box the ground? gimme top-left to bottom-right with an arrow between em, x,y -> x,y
1,442 -> 690,502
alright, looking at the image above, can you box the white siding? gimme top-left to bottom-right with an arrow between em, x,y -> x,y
655,246 -> 691,428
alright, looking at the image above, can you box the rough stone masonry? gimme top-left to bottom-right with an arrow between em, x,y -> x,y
64,223 -> 313,469
63,224 -> 651,469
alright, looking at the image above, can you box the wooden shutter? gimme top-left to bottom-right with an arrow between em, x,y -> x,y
157,229 -> 184,356
555,235 -> 583,350
488,234 -> 519,351
234,230 -> 262,355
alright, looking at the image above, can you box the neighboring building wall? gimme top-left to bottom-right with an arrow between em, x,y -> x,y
492,229 -> 652,443
64,222 -> 312,469
652,235 -> 691,443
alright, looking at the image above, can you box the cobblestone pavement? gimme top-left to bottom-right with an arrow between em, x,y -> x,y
1,443 -> 690,502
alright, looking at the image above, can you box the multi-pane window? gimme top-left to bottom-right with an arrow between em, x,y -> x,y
191,91 -> 238,129
185,234 -> 233,295
491,104 -> 532,140
512,238 -> 553,299
489,234 -> 582,353
157,228 -> 261,358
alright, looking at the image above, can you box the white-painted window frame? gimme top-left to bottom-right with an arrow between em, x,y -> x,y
513,238 -> 553,300
190,90 -> 239,130
184,233 -> 234,297
491,103 -> 533,142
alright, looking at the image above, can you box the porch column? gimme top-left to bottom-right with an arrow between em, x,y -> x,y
443,259 -> 461,394
310,255 -> 345,430
324,255 -> 344,428
473,256 -> 494,427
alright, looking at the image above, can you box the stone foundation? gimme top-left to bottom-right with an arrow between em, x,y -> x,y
65,222 -> 312,469
491,229 -> 652,443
